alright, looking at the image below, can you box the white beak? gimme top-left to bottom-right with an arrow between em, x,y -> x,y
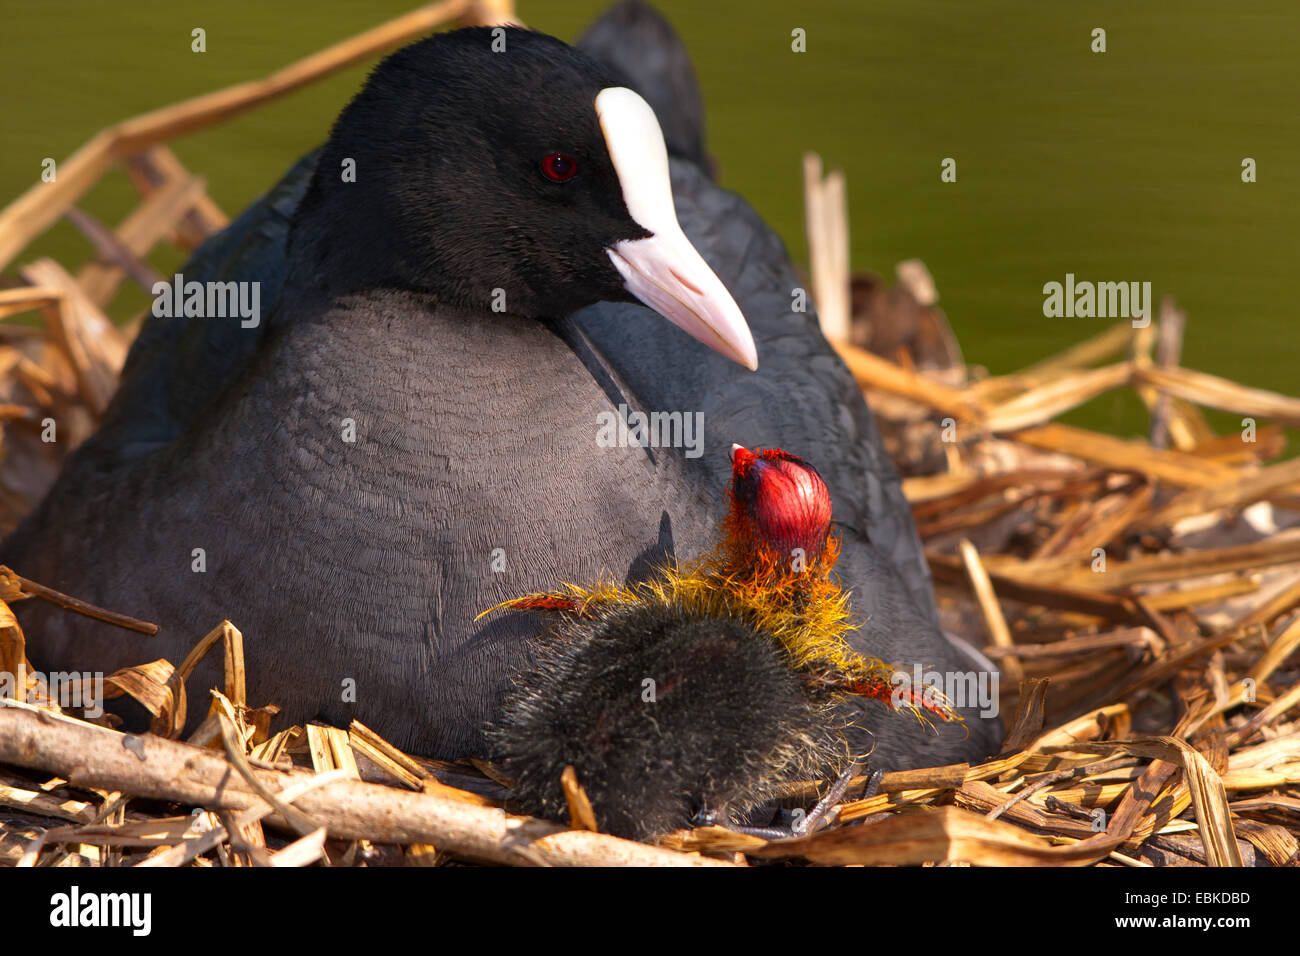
595,87 -> 758,371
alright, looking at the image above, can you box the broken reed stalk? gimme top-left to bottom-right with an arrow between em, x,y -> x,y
1139,365 -> 1300,429
804,152 -> 851,343
959,539 -> 1023,684
0,565 -> 157,634
833,340 -> 985,420
1146,299 -> 1187,449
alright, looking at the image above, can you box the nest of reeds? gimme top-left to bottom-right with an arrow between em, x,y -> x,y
0,1 -> 1296,868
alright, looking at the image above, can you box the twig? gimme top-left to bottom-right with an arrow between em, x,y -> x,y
0,566 -> 158,635
987,757 -> 1133,821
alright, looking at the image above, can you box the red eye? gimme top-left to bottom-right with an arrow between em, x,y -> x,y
541,153 -> 578,182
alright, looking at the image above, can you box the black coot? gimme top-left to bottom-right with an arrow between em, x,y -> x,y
4,6 -> 1002,768
2,27 -> 757,758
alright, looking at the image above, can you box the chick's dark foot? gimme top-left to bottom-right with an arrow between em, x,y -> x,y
858,767 -> 886,800
794,763 -> 875,836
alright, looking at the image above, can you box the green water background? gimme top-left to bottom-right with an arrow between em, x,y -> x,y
2,1 -> 1294,441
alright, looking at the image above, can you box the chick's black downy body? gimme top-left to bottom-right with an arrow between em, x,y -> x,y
492,601 -> 847,841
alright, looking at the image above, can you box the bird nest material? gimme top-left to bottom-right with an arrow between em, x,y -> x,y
0,2 -> 1297,868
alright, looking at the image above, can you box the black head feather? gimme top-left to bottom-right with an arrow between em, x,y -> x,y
286,27 -> 648,318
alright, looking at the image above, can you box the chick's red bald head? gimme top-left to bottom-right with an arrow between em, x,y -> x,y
729,444 -> 833,560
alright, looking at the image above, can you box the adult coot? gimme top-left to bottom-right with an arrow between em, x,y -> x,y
5,6 -> 1002,768
2,27 -> 757,757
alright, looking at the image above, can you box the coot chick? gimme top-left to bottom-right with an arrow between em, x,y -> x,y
492,599 -> 848,841
489,445 -> 955,839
